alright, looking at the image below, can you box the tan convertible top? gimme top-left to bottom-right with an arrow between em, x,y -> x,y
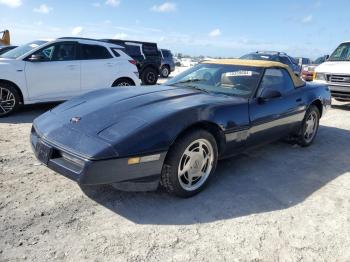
203,59 -> 305,88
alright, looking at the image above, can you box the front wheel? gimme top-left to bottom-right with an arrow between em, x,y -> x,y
297,105 -> 320,147
0,84 -> 20,117
160,130 -> 218,198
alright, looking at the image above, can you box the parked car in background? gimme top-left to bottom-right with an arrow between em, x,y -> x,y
0,37 -> 140,117
0,45 -> 17,55
314,41 -> 350,101
174,57 -> 181,67
159,49 -> 175,78
241,51 -> 301,76
181,58 -> 197,67
301,55 -> 329,81
103,39 -> 161,85
31,59 -> 331,197
295,57 -> 312,67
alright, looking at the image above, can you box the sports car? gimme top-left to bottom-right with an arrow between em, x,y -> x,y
31,59 -> 331,197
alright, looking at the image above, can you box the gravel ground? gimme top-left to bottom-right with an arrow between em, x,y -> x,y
1,89 -> 350,261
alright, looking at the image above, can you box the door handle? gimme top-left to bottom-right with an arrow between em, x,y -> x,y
107,62 -> 114,67
67,64 -> 78,70
296,98 -> 302,102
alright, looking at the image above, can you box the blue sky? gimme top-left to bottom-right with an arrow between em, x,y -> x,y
0,0 -> 349,58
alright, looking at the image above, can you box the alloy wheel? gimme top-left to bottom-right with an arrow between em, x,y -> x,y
0,87 -> 16,116
304,111 -> 318,143
177,138 -> 214,191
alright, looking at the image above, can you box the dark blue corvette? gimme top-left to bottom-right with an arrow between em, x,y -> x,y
31,59 -> 331,197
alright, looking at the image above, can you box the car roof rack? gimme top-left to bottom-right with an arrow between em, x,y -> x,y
102,39 -> 157,45
256,51 -> 287,56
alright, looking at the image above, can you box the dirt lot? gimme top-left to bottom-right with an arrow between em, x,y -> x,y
1,95 -> 350,261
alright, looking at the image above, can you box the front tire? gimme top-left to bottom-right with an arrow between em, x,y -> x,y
161,130 -> 218,198
0,83 -> 20,117
141,67 -> 158,85
297,105 -> 320,147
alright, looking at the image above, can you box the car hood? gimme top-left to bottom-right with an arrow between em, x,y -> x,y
316,61 -> 350,74
34,85 -> 245,158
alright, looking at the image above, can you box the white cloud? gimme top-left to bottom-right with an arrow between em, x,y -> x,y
209,29 -> 221,37
33,4 -> 53,14
105,0 -> 120,7
113,33 -> 128,39
301,15 -> 313,23
151,2 -> 176,12
0,0 -> 22,8
71,26 -> 83,36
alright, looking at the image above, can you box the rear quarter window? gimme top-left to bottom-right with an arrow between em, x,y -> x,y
143,44 -> 158,55
80,44 -> 112,60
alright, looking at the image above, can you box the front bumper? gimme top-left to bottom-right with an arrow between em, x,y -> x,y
30,126 -> 167,189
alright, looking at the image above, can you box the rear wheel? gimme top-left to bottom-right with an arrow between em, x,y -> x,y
0,83 -> 20,117
297,105 -> 320,147
161,130 -> 218,198
160,65 -> 170,78
141,67 -> 158,85
112,78 -> 135,87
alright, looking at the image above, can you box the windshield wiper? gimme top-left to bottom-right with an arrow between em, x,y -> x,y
173,78 -> 204,85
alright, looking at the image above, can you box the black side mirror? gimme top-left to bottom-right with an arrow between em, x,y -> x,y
28,54 -> 45,62
258,88 -> 282,102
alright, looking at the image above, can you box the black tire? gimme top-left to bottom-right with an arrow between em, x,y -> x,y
160,129 -> 218,198
0,83 -> 20,117
141,67 -> 158,85
160,65 -> 170,78
112,78 -> 135,87
297,105 -> 320,147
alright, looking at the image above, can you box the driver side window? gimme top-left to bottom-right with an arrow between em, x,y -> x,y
257,68 -> 295,96
33,42 -> 77,61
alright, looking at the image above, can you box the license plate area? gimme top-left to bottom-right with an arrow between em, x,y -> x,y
36,140 -> 53,165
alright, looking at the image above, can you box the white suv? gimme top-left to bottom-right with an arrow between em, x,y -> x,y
314,41 -> 350,101
0,37 -> 140,117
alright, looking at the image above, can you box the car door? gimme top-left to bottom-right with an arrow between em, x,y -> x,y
248,68 -> 306,145
80,43 -> 117,92
24,41 -> 80,102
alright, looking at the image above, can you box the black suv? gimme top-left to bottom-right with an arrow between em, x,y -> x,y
103,39 -> 161,85
241,51 -> 301,76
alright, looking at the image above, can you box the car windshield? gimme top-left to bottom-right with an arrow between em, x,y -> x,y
0,40 -> 48,59
240,53 -> 278,62
329,43 -> 350,61
165,63 -> 263,98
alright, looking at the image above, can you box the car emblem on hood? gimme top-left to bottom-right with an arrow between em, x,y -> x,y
70,116 -> 81,123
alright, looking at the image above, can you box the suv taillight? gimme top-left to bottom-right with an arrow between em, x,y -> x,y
129,60 -> 136,65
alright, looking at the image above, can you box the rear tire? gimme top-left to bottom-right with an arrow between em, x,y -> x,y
160,65 -> 170,78
297,105 -> 320,147
141,67 -> 158,85
0,83 -> 20,117
160,129 -> 218,198
112,78 -> 135,87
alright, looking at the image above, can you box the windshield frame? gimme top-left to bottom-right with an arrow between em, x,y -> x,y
165,63 -> 265,99
0,40 -> 48,59
328,42 -> 350,62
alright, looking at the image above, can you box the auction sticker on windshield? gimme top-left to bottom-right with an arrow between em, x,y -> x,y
226,70 -> 253,77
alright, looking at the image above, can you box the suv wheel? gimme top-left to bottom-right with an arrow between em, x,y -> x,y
112,78 -> 135,87
160,66 -> 170,78
0,83 -> 20,117
141,67 -> 158,85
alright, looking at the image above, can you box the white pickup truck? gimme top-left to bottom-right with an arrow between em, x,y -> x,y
314,41 -> 350,101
